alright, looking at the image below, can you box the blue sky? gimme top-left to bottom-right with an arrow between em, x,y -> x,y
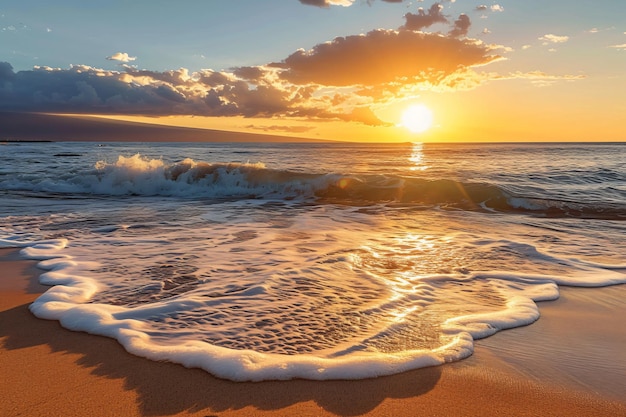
1,1 -> 625,141
3,1 -> 624,73
5,1 -> 403,72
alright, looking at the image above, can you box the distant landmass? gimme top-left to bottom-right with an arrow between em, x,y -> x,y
0,112 -> 331,143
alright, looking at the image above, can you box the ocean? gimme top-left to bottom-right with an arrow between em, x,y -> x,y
1,141 -> 624,381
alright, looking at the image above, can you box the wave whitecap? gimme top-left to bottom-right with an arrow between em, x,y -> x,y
5,154 -> 625,220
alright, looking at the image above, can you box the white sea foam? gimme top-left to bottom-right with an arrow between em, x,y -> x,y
2,142 -> 625,381
4,204 -> 622,381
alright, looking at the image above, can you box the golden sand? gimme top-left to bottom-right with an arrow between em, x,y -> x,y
1,248 -> 625,416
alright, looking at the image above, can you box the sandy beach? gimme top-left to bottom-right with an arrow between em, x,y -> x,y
1,247 -> 625,417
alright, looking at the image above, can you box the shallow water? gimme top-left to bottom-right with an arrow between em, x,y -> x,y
1,141 -> 624,380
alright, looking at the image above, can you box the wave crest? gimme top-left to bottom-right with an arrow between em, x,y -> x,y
5,154 -> 624,220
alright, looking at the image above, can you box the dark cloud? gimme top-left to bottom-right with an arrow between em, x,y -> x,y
449,14 -> 471,38
299,0 -> 352,7
0,64 -> 190,114
274,29 -> 500,86
300,0 -> 404,7
299,0 -> 332,7
122,67 -> 192,85
194,69 -> 301,118
0,62 -> 14,80
232,66 -> 265,82
401,3 -> 448,31
155,84 -> 187,103
0,63 -> 296,117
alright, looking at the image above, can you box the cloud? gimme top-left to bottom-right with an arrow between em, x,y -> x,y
0,63 -> 189,114
483,70 -> 586,87
274,29 -> 500,86
232,66 -> 265,81
609,43 -> 626,50
339,106 -> 391,126
299,0 -> 355,7
430,69 -> 586,91
245,124 -> 315,133
475,4 -> 503,12
106,52 -> 137,63
401,5 -> 473,38
300,0 -> 403,6
539,34 -> 569,44
0,61 -> 14,80
401,3 -> 447,31
504,70 -> 585,81
449,14 -> 471,38
0,26 -> 505,125
0,61 -> 315,120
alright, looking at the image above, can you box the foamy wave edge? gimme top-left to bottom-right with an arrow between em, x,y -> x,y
3,238 -> 626,381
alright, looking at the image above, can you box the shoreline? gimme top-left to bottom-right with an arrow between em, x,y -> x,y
1,247 -> 625,416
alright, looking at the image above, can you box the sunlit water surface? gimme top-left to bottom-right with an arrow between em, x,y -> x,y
1,141 -> 624,380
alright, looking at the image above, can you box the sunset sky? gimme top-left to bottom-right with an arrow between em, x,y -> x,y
1,0 -> 625,142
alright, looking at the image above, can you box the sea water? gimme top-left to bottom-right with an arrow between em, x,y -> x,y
0,141 -> 624,381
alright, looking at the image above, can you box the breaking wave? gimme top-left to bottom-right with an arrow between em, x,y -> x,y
3,154 -> 625,220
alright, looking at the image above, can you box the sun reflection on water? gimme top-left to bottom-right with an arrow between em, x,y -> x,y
409,142 -> 428,171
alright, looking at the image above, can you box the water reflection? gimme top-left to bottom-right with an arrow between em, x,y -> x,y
409,142 -> 428,171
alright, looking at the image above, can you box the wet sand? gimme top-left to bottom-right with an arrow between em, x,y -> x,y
1,247 -> 625,417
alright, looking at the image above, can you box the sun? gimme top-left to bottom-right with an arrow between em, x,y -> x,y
401,104 -> 434,134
